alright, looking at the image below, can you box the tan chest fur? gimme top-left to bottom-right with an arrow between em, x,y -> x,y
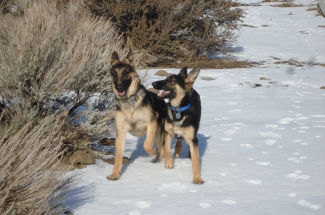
165,109 -> 194,140
165,115 -> 186,139
116,97 -> 156,137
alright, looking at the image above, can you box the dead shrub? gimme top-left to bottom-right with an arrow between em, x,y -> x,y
0,0 -> 136,143
0,116 -> 72,215
86,0 -> 245,65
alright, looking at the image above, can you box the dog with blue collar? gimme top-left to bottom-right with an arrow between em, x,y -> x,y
152,66 -> 203,184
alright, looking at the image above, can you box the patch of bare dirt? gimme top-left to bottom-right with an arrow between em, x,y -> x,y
99,137 -> 115,146
240,79 -> 289,88
241,24 -> 257,28
154,58 -> 259,69
272,3 -> 303,7
274,59 -> 304,67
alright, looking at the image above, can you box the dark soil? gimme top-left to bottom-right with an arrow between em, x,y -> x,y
154,58 -> 259,69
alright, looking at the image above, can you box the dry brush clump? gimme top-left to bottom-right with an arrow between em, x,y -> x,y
0,116 -> 72,215
0,0 -> 137,146
0,0 -> 138,213
86,0 -> 245,65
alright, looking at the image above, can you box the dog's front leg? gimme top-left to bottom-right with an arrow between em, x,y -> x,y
164,132 -> 173,169
107,114 -> 128,180
143,120 -> 157,156
186,136 -> 204,184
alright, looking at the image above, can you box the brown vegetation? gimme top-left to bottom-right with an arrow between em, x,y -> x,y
0,0 -> 134,213
0,0 -> 130,141
86,0 -> 245,65
0,116 -> 71,214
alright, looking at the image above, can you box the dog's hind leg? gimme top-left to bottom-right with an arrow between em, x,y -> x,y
144,120 -> 157,156
151,126 -> 164,163
174,139 -> 182,157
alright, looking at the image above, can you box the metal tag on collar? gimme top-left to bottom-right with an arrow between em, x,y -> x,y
175,108 -> 181,119
129,97 -> 135,105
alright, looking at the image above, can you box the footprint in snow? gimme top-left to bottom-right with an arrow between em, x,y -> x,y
227,102 -> 238,105
259,131 -> 282,139
222,200 -> 237,205
296,116 -> 309,121
291,105 -> 301,109
129,210 -> 142,215
157,182 -> 187,192
288,193 -> 297,197
293,139 -> 302,143
297,200 -> 321,211
224,129 -> 237,135
134,201 -> 151,209
220,172 -> 227,176
229,109 -> 242,113
286,170 -> 310,181
240,144 -> 253,148
287,157 -> 302,163
265,124 -> 279,129
199,203 -> 212,209
264,139 -> 276,146
246,180 -> 262,185
277,117 -> 294,124
256,162 -> 270,166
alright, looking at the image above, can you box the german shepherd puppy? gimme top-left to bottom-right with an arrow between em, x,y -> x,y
107,49 -> 167,180
152,67 -> 203,184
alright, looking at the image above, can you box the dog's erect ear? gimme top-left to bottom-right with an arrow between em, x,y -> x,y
179,66 -> 188,79
185,68 -> 200,83
123,48 -> 133,65
111,51 -> 120,66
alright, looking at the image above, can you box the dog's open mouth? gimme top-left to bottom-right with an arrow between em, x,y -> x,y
158,90 -> 171,98
117,90 -> 126,97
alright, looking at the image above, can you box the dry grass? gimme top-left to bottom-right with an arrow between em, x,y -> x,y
86,0 -> 245,65
0,116 -> 72,215
0,1 -> 140,212
0,0 -> 134,139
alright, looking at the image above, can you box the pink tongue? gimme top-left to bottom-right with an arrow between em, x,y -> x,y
160,90 -> 170,97
118,91 -> 126,96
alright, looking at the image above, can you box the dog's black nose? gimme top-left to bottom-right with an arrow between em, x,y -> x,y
116,84 -> 125,92
152,81 -> 158,89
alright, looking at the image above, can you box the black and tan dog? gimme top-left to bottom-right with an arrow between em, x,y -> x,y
107,49 -> 167,180
152,66 -> 203,184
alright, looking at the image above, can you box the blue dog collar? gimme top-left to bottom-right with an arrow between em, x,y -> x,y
170,103 -> 192,119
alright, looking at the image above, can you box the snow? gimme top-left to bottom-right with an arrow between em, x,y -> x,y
64,1 -> 325,214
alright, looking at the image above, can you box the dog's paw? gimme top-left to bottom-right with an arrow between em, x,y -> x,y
175,152 -> 180,158
151,156 -> 162,163
165,159 -> 174,169
107,173 -> 120,181
193,178 -> 204,185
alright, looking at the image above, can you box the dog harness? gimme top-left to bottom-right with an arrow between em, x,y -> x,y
170,103 -> 192,119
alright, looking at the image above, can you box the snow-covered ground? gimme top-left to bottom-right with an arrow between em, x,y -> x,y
64,1 -> 325,214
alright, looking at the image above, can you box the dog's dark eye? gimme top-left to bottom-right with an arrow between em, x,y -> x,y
123,70 -> 130,76
169,77 -> 175,82
111,71 -> 117,78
